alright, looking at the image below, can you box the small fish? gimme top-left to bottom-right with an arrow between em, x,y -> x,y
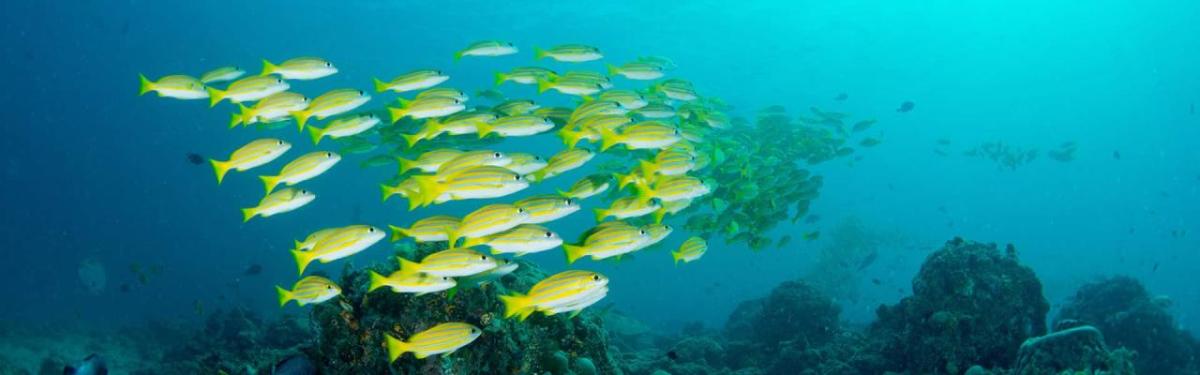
261,57 -> 337,80
871,278 -> 882,285
607,62 -> 664,80
802,231 -> 820,241
416,87 -> 469,102
559,174 -> 611,200
476,88 -> 507,102
634,223 -> 673,251
1113,150 -> 1121,160
206,75 -> 290,107
186,152 -> 204,165
138,74 -> 208,100
396,149 -> 464,174
597,89 -> 648,109
448,204 -> 530,246
494,99 -> 541,116
634,176 -> 712,204
860,138 -> 881,147
410,165 -> 528,209
537,77 -> 604,96
851,119 -> 876,132
671,237 -> 707,265
532,148 -> 595,181
387,215 -> 460,243
506,153 -> 548,175
462,224 -> 562,256
494,67 -> 557,86
374,69 -> 449,93
293,227 -> 342,252
291,225 -> 385,275
534,44 -> 603,62
455,40 -> 518,60
599,121 -> 680,151
385,322 -> 482,361
388,97 -> 465,122
231,91 -> 309,128
595,196 -> 661,221
651,79 -> 698,101
896,101 -> 915,113
834,93 -> 848,101
564,222 -> 649,263
275,275 -> 341,307
291,88 -> 371,129
200,66 -> 245,84
308,114 -> 380,144
368,270 -> 455,295
395,248 -> 499,277
243,264 -> 263,276
241,188 -> 315,222
501,270 -> 609,320
477,115 -> 555,138
259,151 -> 341,194
514,195 -> 581,224
453,259 -> 519,291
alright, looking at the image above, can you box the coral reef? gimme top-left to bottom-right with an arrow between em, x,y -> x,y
308,242 -> 617,374
870,238 -> 1049,374
1055,275 -> 1200,374
1012,325 -> 1135,375
155,307 -> 310,373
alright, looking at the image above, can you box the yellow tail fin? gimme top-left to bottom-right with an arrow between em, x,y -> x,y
307,125 -> 325,145
275,285 -> 291,307
260,175 -> 281,195
593,208 -> 608,223
401,133 -> 424,148
606,64 -> 620,77
234,103 -> 253,128
536,78 -> 554,93
396,158 -> 417,174
292,249 -> 314,275
411,175 -> 444,209
388,106 -> 407,124
564,244 -> 587,264
368,271 -> 387,292
209,159 -> 231,185
671,251 -> 682,266
653,207 -> 667,224
241,207 -> 256,223
493,72 -> 507,86
228,113 -> 242,129
373,77 -> 388,93
476,122 -> 494,139
260,59 -> 277,76
380,184 -> 397,202
206,87 -> 226,108
385,334 -> 409,362
138,74 -> 153,96
500,293 -> 535,320
388,224 -> 409,242
395,256 -> 421,275
291,110 -> 312,130
453,50 -> 464,61
599,127 -> 621,152
533,46 -> 547,60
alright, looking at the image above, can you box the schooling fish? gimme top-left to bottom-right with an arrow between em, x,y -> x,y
448,204 -> 530,245
672,237 -> 707,265
209,138 -> 291,184
259,151 -> 341,194
500,270 -> 609,320
534,44 -> 603,62
461,224 -> 563,256
607,62 -> 664,80
514,195 -> 580,224
374,69 -> 449,93
138,74 -> 208,100
395,248 -> 499,278
291,88 -> 371,129
231,91 -> 309,129
261,57 -> 338,80
307,114 -> 380,145
896,101 -> 915,113
200,66 -> 245,84
455,40 -> 518,60
275,275 -> 341,307
291,225 -> 385,275
385,322 -> 482,361
495,67 -> 557,86
387,215 -> 460,243
368,270 -> 455,295
207,75 -> 290,107
241,188 -> 315,222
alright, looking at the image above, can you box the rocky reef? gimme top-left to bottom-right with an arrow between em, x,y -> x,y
1055,275 -> 1200,374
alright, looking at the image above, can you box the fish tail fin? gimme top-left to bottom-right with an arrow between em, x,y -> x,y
367,271 -> 387,292
453,50 -> 464,61
401,133 -> 424,148
138,74 -> 153,96
380,184 -> 400,202
307,124 -> 325,145
275,285 -> 292,307
558,128 -> 581,149
373,77 -> 388,93
291,239 -> 304,252
209,159 -> 231,185
671,250 -> 682,266
260,59 -> 277,76
291,110 -> 312,130
593,208 -> 607,222
493,72 -> 507,86
500,292 -> 534,320
606,64 -> 620,77
638,159 -> 659,177
563,244 -> 587,264
396,157 -> 419,175
241,207 -> 256,223
259,175 -> 281,195
475,122 -> 494,139
599,127 -> 621,151
653,207 -> 667,224
461,237 -> 485,248
291,249 -> 314,275
395,256 -> 421,275
385,334 -> 409,362
533,46 -> 547,60
206,87 -> 225,107
411,175 -> 444,209
387,224 -> 410,242
229,111 -> 243,129
536,78 -> 553,93
388,106 -> 407,124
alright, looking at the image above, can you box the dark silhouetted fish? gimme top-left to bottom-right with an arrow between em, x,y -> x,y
243,263 -> 263,276
186,152 -> 204,165
63,354 -> 107,375
834,93 -> 848,101
871,278 -> 881,285
804,214 -> 821,224
1113,150 -> 1121,160
896,101 -> 914,113
272,354 -> 317,375
857,250 -> 878,270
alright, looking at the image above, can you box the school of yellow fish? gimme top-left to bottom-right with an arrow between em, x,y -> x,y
140,41 -> 719,361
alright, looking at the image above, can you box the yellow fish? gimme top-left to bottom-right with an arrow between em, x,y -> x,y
636,175 -> 712,204
241,188 -> 315,222
200,66 -> 245,84
368,271 -> 455,295
607,62 -> 664,80
495,67 -> 556,86
596,89 -> 648,110
633,223 -> 673,251
385,322 -> 481,361
396,149 -> 463,174
291,88 -> 371,129
534,44 -> 603,62
259,151 -> 341,194
388,97 -> 465,122
448,204 -> 530,246
462,224 -> 562,256
500,270 -> 608,320
599,121 -> 680,151
634,103 -> 676,119
260,57 -> 337,80
379,178 -> 420,202
308,114 -> 380,145
652,79 -> 698,101
594,196 -> 661,222
506,153 -> 547,175
494,99 -> 541,115
559,174 -> 611,200
434,150 -> 513,179
477,115 -> 555,138
455,40 -> 518,60
387,215 -> 460,243
292,227 -> 340,252
416,87 -> 469,101
563,222 -> 649,263
537,77 -> 604,96
374,69 -> 449,93
514,195 -> 580,224
410,165 -> 527,209
209,138 -> 291,184
653,198 -> 693,223
672,237 -> 707,265
231,92 -> 309,128
531,148 -> 594,181
395,248 -> 499,277
275,276 -> 340,307
568,101 -> 626,125
138,74 -> 207,100
206,75 -> 290,107
291,225 -> 385,275
402,112 -> 495,147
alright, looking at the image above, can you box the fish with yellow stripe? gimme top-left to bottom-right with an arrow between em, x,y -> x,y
241,188 -> 315,222
387,215 -> 460,243
409,166 -> 527,209
291,225 -> 385,275
209,138 -> 291,184
447,204 -> 530,246
594,196 -> 661,221
373,69 -> 449,93
275,276 -> 340,307
634,175 -> 712,204
558,174 -> 612,200
230,92 -> 309,128
367,270 -> 455,295
396,149 -> 463,174
500,270 -> 609,320
260,57 -> 337,80
394,248 -> 499,277
534,44 -> 603,62
530,148 -> 594,182
200,66 -> 244,84
138,74 -> 208,100
385,322 -> 482,361
259,151 -> 340,194
388,97 -> 465,122
290,88 -> 371,129
514,195 -> 580,224
563,222 -> 649,264
672,237 -> 707,265
307,114 -> 380,145
462,224 -> 562,256
454,40 -> 518,60
599,121 -> 681,151
476,115 -> 554,138
292,227 -> 340,252
207,75 -> 290,107
402,112 -> 495,147
433,150 -> 512,178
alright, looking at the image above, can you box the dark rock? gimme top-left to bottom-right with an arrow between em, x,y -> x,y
1013,325 -> 1134,374
870,239 -> 1049,374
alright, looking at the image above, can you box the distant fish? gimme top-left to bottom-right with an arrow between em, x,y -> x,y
63,354 -> 106,375
667,350 -> 679,360
871,278 -> 882,285
243,264 -> 263,276
896,101 -> 915,113
186,152 -> 204,165
802,231 -> 820,241
834,93 -> 848,101
272,354 -> 317,375
936,139 -> 951,146
857,250 -> 878,270
1113,150 -> 1121,160
1191,103 -> 1195,115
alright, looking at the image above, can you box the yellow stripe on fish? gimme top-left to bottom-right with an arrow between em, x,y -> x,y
395,248 -> 499,277
209,138 -> 291,184
259,151 -> 340,194
500,270 -> 608,320
385,322 -> 481,361
291,225 -> 384,275
514,195 -> 580,224
275,276 -> 340,307
291,88 -> 371,129
672,237 -> 707,265
387,215 -> 460,243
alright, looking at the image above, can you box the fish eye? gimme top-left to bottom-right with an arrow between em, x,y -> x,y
493,152 -> 502,158
544,231 -> 553,238
276,78 -> 283,83
358,90 -> 365,96
480,255 -> 488,261
442,276 -> 450,281
517,208 -> 526,214
639,230 -> 647,235
325,152 -> 333,158
368,227 -> 376,233
470,328 -> 478,334
592,275 -> 600,281
325,62 -> 332,67
326,285 -> 333,290
514,175 -> 522,181
534,156 -> 542,161
564,199 -> 574,205
277,140 -> 284,145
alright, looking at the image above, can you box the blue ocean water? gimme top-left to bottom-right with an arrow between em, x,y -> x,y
2,0 -> 1198,373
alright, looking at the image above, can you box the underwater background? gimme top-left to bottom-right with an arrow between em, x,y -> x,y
2,0 -> 1199,374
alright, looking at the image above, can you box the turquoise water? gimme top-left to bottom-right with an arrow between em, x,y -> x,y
2,1 -> 1198,373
